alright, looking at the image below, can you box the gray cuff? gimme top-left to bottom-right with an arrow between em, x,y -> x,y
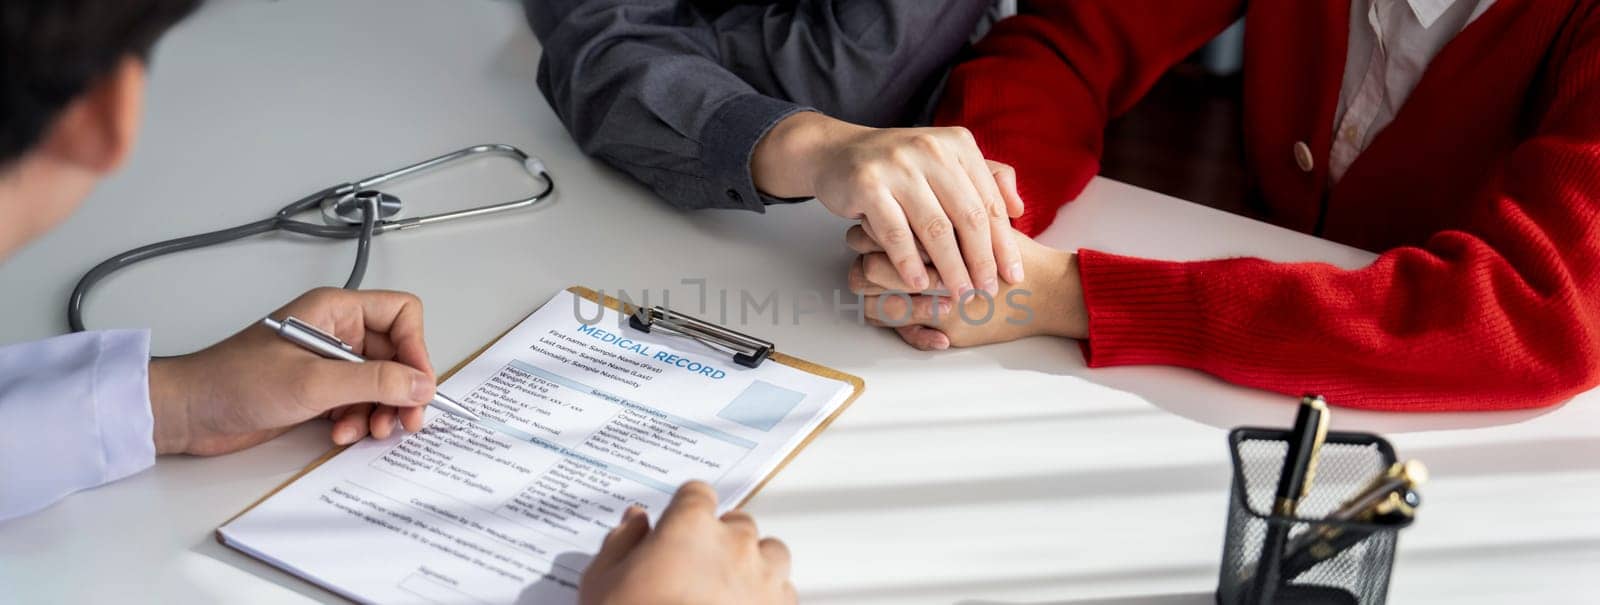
700,93 -> 813,212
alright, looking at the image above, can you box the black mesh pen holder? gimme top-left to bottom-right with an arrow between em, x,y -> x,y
1216,428 -> 1411,605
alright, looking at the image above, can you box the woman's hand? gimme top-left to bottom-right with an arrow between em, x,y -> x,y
846,225 -> 1088,350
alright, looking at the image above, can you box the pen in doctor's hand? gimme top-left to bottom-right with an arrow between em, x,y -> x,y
261,316 -> 484,425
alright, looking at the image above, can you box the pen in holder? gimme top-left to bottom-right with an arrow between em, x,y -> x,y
1217,428 -> 1412,605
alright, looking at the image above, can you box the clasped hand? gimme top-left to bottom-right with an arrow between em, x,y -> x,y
846,224 -> 1089,350
753,113 -> 1028,298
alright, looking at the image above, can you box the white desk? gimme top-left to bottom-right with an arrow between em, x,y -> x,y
2,1 -> 1597,603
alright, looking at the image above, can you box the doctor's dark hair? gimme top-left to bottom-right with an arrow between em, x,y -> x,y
0,0 -> 201,167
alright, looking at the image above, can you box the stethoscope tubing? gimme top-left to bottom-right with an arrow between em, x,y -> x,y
67,145 -> 554,334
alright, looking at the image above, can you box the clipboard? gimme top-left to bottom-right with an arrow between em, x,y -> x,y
220,284 -> 865,535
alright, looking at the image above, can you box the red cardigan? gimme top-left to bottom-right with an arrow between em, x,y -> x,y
935,0 -> 1600,411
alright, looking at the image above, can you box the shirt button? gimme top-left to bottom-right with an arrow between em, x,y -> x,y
1293,141 -> 1315,173
725,189 -> 743,203
1342,125 -> 1360,143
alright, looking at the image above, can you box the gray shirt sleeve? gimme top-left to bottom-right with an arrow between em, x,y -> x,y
525,0 -> 991,212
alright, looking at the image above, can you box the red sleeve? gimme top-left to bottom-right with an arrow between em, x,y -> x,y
933,2 -> 1244,236
1078,8 -> 1600,411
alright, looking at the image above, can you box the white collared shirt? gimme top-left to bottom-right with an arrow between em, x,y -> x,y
1330,0 -> 1497,182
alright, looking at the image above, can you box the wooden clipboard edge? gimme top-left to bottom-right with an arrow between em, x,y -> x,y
562,286 -> 866,510
730,349 -> 864,509
215,306 -> 532,539
216,283 -> 865,533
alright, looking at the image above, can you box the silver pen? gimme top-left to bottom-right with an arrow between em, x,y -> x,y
261,315 -> 485,424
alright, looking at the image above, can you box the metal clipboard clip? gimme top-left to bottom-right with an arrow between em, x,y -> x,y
627,306 -> 775,368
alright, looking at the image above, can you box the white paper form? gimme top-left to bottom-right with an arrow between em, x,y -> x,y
219,290 -> 853,604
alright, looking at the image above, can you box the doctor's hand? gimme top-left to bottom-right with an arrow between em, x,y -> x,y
846,224 -> 1088,350
147,288 -> 436,456
751,111 -> 1025,298
579,482 -> 795,605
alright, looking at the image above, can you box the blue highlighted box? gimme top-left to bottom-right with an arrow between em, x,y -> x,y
718,381 -> 806,432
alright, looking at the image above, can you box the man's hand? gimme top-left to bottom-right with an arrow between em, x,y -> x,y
846,225 -> 1089,350
580,482 -> 795,605
147,288 -> 436,456
752,112 -> 1025,297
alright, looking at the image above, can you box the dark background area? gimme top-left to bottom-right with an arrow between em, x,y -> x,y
1101,62 -> 1248,216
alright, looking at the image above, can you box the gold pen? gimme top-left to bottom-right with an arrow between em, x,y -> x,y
1281,460 -> 1428,579
1273,395 -> 1331,516
1250,395 -> 1333,602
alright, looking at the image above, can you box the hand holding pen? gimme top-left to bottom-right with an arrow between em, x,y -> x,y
262,315 -> 479,425
147,288 -> 438,456
260,305 -> 551,446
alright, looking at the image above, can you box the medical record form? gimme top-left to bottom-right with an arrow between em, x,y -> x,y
219,288 -> 860,604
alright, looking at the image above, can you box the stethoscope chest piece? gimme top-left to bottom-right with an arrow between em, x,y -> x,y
322,190 -> 404,225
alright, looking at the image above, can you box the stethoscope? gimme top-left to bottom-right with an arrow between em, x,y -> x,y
68,144 -> 555,332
